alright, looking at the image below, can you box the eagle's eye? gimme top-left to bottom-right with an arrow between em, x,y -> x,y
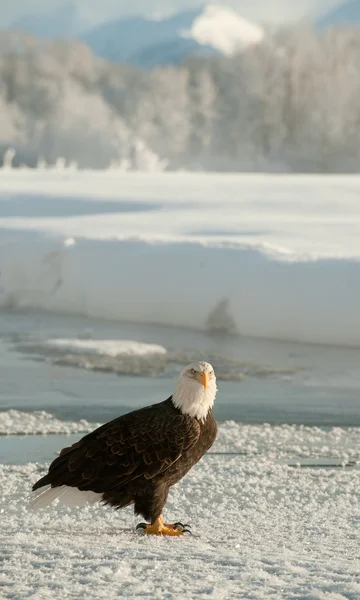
189,368 -> 197,376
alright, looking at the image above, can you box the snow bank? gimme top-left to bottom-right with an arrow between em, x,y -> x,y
1,171 -> 360,346
2,233 -> 360,346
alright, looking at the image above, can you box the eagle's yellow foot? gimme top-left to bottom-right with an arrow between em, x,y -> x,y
137,523 -> 185,536
136,515 -> 191,536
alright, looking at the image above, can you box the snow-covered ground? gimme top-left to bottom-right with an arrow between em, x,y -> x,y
2,418 -> 360,599
1,170 -> 360,346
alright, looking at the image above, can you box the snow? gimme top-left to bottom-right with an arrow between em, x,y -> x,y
1,170 -> 360,346
181,4 -> 264,55
45,338 -> 167,357
0,410 -> 99,436
2,419 -> 360,599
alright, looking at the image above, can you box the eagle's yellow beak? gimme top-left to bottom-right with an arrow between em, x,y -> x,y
196,371 -> 208,389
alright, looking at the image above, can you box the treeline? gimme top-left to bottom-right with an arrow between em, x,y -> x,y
1,25 -> 360,172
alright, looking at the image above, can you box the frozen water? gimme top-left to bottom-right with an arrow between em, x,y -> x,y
0,409 -> 99,436
45,338 -> 167,357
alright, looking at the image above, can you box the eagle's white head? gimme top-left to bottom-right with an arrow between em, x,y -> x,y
172,361 -> 217,422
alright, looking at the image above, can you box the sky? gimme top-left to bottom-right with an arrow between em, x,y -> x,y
0,0 -> 343,29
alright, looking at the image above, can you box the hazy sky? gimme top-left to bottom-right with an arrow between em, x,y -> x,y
0,0 -> 343,28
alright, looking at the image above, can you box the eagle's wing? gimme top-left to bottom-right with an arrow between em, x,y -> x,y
33,401 -> 201,493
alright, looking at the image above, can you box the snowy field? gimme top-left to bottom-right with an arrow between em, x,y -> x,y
1,170 -> 360,346
2,417 -> 360,600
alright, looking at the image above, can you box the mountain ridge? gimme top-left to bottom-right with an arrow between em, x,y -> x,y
10,3 -> 265,68
317,0 -> 360,28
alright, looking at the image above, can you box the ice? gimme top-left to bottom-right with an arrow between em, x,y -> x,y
0,410 -> 99,436
16,334 -> 303,381
2,420 -> 360,599
45,338 -> 167,357
1,171 -> 360,346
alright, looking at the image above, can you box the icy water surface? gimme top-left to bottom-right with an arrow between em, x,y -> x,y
2,308 -> 360,428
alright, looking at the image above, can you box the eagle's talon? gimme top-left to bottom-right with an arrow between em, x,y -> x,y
173,522 -> 191,530
182,528 -> 192,535
136,522 -> 147,530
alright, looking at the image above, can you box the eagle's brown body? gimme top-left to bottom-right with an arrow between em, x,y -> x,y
33,397 -> 217,523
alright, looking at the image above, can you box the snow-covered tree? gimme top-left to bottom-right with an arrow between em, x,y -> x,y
2,25 -> 360,172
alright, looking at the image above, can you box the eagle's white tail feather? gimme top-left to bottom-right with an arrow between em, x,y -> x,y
57,487 -> 102,508
28,485 -> 102,511
28,485 -> 68,510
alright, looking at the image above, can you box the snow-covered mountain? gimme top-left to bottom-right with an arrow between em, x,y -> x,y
8,3 -> 264,68
176,5 -> 264,57
81,5 -> 264,68
317,0 -> 360,29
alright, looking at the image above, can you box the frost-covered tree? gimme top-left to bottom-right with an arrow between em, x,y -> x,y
186,61 -> 216,167
2,26 -> 360,172
147,67 -> 190,166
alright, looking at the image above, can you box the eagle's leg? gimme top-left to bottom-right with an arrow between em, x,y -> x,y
135,486 -> 191,535
136,515 -> 190,536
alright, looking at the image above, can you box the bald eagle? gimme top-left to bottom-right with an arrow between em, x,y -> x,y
30,361 -> 217,536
